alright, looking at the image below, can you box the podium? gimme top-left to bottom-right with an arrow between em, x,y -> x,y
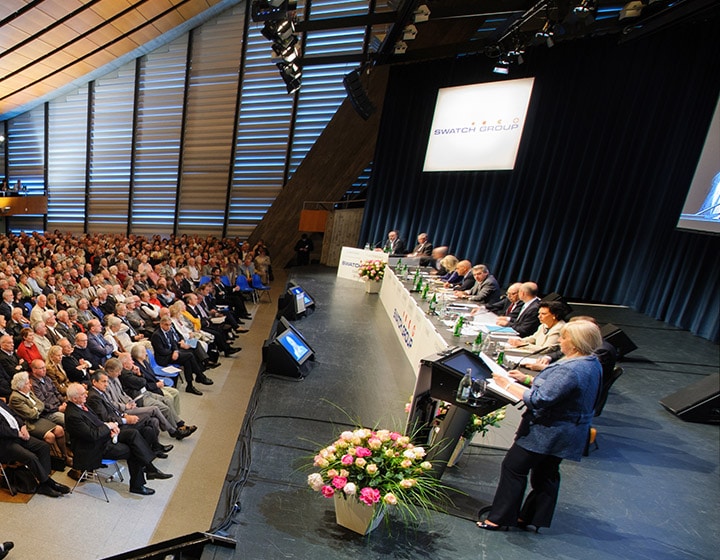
406,347 -> 517,478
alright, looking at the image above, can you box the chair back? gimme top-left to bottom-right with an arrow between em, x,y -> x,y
595,366 -> 624,417
236,275 -> 253,293
251,273 -> 268,290
199,275 -> 211,286
220,275 -> 231,287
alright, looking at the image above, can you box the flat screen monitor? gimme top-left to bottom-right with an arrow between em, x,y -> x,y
289,286 -> 306,314
436,348 -> 493,381
276,328 -> 313,365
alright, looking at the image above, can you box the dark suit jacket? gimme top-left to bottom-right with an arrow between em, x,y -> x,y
64,401 -> 115,471
467,274 -> 501,304
62,353 -> 90,383
453,271 -> 475,292
120,367 -> 154,398
383,237 -> 405,256
150,328 -> 177,367
87,333 -> 114,367
510,299 -> 541,338
55,321 -> 77,345
0,301 -> 14,322
0,351 -> 27,390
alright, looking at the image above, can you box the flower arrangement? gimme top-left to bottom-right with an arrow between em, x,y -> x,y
462,407 -> 507,439
308,427 -> 447,519
429,402 -> 507,440
358,260 -> 386,282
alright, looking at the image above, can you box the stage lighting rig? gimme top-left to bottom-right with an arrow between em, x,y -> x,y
251,0 -> 297,23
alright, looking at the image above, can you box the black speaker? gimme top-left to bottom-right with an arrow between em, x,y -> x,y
343,69 -> 375,120
600,323 -> 637,358
660,373 -> 720,424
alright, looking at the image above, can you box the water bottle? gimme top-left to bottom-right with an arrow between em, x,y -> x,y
456,368 -> 473,404
497,350 -> 505,366
472,331 -> 483,354
364,242 -> 370,250
421,282 -> 429,300
453,315 -> 464,337
396,258 -> 403,273
428,293 -> 437,314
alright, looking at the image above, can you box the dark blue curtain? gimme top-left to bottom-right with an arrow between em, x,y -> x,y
360,22 -> 720,342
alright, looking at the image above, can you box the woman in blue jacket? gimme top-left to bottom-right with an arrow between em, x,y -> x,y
479,320 -> 603,531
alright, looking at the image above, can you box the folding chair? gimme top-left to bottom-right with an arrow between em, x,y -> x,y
251,273 -> 272,303
70,459 -> 123,502
147,348 -> 180,387
235,275 -> 257,303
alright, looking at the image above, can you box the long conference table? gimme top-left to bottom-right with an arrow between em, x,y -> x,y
375,263 -> 523,450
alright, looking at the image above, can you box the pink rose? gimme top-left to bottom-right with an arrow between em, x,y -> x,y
359,487 -> 381,505
321,485 -> 335,498
332,476 -> 347,489
355,447 -> 372,458
340,454 -> 354,466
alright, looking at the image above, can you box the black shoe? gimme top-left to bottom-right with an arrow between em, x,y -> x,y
197,376 -> 214,385
173,426 -> 193,440
205,361 -> 221,369
157,443 -> 174,453
235,328 -> 249,334
224,348 -> 241,357
186,386 -> 203,395
129,486 -> 156,495
37,482 -> 62,498
146,470 -> 173,480
0,541 -> 14,560
155,451 -> 168,459
48,478 -> 71,494
241,314 -> 252,320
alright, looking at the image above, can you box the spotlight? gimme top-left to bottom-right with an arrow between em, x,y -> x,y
262,19 -> 296,44
271,36 -> 300,63
535,21 -> 555,47
394,41 -> 408,54
619,1 -> 644,20
413,4 -> 431,23
402,24 -> 418,41
493,57 -> 510,75
573,0 -> 594,14
277,61 -> 301,94
251,0 -> 292,22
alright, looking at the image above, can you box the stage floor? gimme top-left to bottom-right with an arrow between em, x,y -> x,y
203,267 -> 719,560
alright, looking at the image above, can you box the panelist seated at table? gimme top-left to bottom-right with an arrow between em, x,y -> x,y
407,233 -> 433,265
496,282 -> 541,338
438,255 -> 459,281
485,283 -> 523,318
377,230 -> 405,256
507,301 -> 566,354
456,265 -> 501,304
427,246 -> 449,275
444,260 -> 473,290
516,315 -> 617,385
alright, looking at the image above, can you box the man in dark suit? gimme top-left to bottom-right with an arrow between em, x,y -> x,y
0,400 -> 70,497
65,382 -> 169,495
0,335 -> 27,399
209,272 -> 250,320
55,310 -> 78,345
0,290 -> 15,322
486,283 -> 523,319
382,230 -> 405,256
151,317 -> 211,395
497,282 -> 541,338
408,232 -> 433,259
184,292 -> 239,357
60,335 -> 92,384
448,260 -> 475,292
86,370 -> 171,457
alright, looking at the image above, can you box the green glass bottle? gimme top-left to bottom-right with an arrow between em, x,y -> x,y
497,350 -> 505,366
428,293 -> 437,314
421,282 -> 429,300
453,315 -> 464,337
472,331 -> 483,354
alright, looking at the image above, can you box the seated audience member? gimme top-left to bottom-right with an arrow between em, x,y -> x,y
0,399 -> 71,497
29,294 -> 50,326
29,359 -> 66,426
43,311 -> 63,345
151,317 -> 211,395
60,335 -> 92,384
122,349 -> 195,440
86,371 -> 169,458
166,303 -> 216,368
8,308 -> 31,347
457,264 -> 500,304
15,328 -> 43,365
9,372 -> 69,462
45,344 -> 71,396
254,247 -> 271,284
55,310 -> 78,344
407,232 -> 434,265
445,260 -> 474,291
209,271 -> 251,320
103,358 -> 183,439
75,298 -> 99,329
380,230 -> 405,256
65,383 -> 169,496
32,322 -> 53,360
485,282 -> 523,318
507,300 -> 567,354
0,290 -> 14,322
0,335 -> 28,394
184,293 -> 239,358
496,282 -> 541,338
